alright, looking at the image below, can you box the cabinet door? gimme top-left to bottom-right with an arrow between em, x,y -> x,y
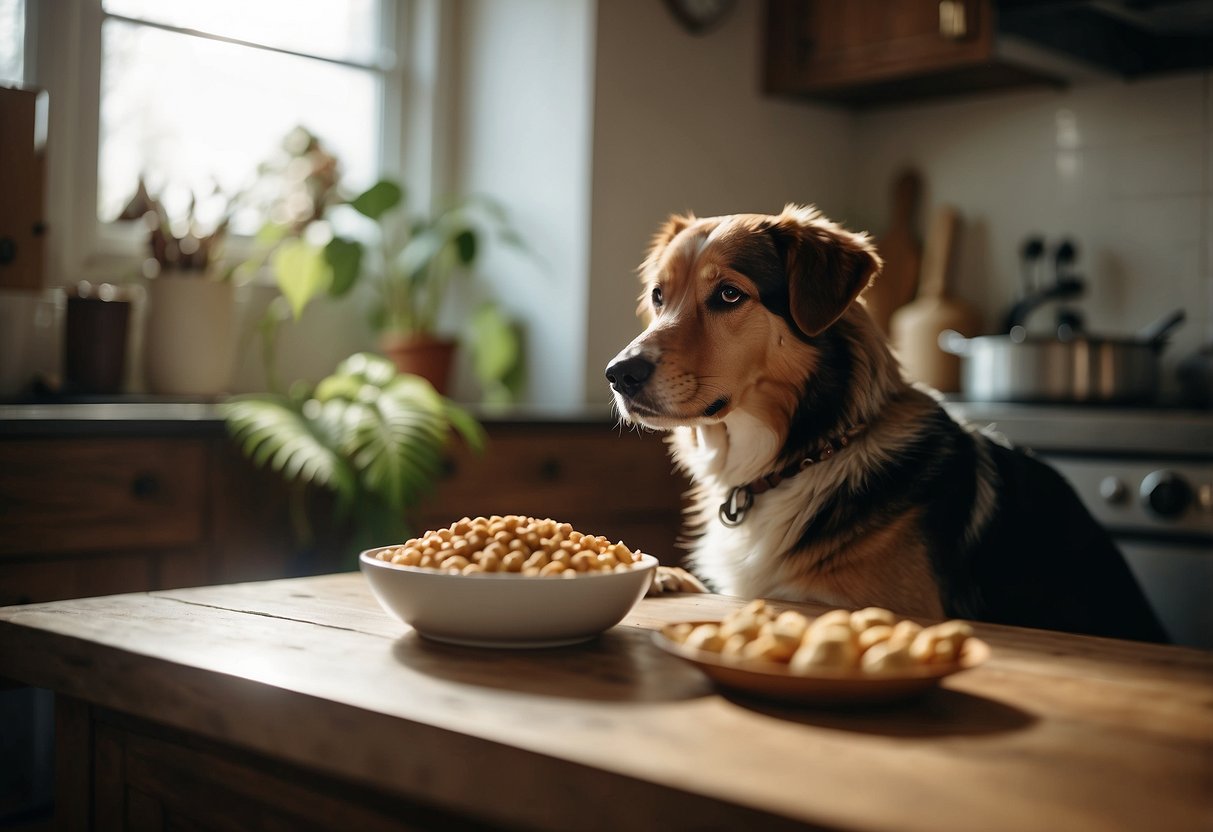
0,550 -> 209,606
91,715 -> 470,832
817,0 -> 990,83
0,436 -> 207,560
764,0 -> 1035,104
0,438 -> 207,558
416,423 -> 689,563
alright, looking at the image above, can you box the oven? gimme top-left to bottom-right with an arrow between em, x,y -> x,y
946,402 -> 1213,649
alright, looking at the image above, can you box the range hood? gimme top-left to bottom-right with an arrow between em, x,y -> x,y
997,0 -> 1213,79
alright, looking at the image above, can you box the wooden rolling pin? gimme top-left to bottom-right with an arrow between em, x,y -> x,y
863,169 -> 923,336
889,205 -> 981,393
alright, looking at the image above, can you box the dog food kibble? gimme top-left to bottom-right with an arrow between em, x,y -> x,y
373,515 -> 646,577
667,600 -> 975,676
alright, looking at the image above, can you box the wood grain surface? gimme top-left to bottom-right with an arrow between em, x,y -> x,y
1,574 -> 1210,832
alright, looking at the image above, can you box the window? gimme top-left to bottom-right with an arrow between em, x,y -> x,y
0,0 -> 23,85
25,0 -> 422,280
97,0 -> 393,234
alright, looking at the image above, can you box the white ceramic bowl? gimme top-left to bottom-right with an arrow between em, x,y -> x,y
360,547 -> 658,647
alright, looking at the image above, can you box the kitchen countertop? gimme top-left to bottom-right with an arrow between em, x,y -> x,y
1,575 -> 1210,831
943,399 -> 1213,457
0,397 -> 620,437
3,396 -> 1208,452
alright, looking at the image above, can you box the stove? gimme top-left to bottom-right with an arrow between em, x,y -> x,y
945,401 -> 1213,649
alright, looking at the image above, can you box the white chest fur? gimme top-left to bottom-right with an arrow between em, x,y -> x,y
673,411 -> 869,604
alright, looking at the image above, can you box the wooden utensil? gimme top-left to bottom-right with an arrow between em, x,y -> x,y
889,205 -> 981,392
863,169 -> 922,336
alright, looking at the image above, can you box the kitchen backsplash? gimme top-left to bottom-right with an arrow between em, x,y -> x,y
848,72 -> 1212,399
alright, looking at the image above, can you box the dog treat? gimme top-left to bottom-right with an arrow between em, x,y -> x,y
373,515 -> 646,577
666,602 -> 976,676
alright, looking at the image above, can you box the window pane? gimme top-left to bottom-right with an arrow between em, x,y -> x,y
98,19 -> 381,232
0,0 -> 23,85
102,0 -> 383,66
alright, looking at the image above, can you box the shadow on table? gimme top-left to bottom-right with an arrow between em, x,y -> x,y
719,687 -> 1036,737
391,627 -> 713,703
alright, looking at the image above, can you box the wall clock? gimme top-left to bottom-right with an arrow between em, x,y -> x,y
663,0 -> 737,35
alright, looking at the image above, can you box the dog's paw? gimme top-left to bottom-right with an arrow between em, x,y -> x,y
647,566 -> 708,596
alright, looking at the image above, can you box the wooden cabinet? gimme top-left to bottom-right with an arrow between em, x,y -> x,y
417,421 -> 688,565
0,438 -> 206,558
763,0 -> 1062,107
0,417 -> 690,607
85,705 -> 460,832
0,434 -> 300,607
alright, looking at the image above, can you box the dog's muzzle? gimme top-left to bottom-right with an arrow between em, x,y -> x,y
605,354 -> 654,399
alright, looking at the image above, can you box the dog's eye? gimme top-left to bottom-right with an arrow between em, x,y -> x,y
651,286 -> 664,308
717,285 -> 744,304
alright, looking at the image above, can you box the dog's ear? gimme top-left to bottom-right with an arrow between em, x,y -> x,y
644,212 -> 696,266
768,205 -> 882,337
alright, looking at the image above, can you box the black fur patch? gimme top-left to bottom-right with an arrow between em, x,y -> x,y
726,232 -> 806,340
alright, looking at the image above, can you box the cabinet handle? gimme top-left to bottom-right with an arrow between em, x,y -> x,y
539,458 -> 562,482
796,34 -> 815,66
132,474 -> 161,499
939,0 -> 968,40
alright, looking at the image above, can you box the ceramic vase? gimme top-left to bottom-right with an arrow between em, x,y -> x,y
144,273 -> 236,396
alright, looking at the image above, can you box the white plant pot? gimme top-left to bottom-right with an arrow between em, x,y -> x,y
144,274 -> 236,396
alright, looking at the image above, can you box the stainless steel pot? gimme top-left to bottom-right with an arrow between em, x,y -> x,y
939,310 -> 1185,404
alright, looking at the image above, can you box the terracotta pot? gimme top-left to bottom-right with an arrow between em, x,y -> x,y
380,333 -> 457,394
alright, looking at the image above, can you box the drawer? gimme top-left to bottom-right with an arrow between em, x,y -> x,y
417,424 -> 689,558
425,424 -> 685,520
0,553 -> 153,606
0,438 -> 207,557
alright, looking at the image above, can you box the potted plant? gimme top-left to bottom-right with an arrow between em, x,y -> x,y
119,179 -> 238,396
264,181 -> 527,400
345,181 -> 526,396
338,180 -> 529,398
233,127 -> 528,402
221,351 -> 484,554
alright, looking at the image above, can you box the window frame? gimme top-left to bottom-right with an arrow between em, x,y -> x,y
27,0 -> 449,286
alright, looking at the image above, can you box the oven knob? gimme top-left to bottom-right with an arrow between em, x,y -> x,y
1140,470 -> 1193,519
1099,476 -> 1128,504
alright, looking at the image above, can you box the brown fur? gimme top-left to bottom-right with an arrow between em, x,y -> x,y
610,205 -> 1169,642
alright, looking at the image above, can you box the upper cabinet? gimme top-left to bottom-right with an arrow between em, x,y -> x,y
763,0 -> 1213,109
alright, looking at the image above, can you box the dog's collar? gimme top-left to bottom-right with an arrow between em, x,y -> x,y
718,423 -> 866,527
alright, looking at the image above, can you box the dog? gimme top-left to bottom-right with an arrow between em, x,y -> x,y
608,204 -> 1167,643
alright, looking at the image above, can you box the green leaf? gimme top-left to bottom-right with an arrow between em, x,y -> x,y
255,222 -> 291,246
397,231 -> 445,282
313,373 -> 362,403
445,402 -> 486,454
469,302 -> 519,384
220,397 -> 356,502
349,180 -> 404,221
498,227 -> 529,251
324,237 -> 363,297
453,228 -> 477,265
272,240 -> 331,319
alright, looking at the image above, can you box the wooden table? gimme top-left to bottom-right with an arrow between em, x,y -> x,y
1,574 -> 1210,831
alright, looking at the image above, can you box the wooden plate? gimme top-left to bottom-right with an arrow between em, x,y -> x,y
652,622 -> 990,706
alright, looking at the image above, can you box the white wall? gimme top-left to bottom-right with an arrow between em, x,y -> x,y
450,0 -> 596,407
848,73 -> 1212,394
584,0 -> 857,407
16,3 -> 1210,407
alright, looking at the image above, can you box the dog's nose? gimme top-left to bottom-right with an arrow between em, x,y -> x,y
605,355 -> 654,398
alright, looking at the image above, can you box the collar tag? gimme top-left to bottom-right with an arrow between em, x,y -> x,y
718,485 -> 753,527
716,422 -> 865,527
